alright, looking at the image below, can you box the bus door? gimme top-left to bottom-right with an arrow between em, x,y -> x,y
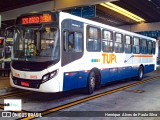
61,19 -> 84,66
61,19 -> 84,90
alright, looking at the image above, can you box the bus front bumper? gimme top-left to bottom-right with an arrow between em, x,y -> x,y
10,74 -> 61,93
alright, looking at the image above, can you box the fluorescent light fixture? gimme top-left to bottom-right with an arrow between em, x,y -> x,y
100,2 -> 145,22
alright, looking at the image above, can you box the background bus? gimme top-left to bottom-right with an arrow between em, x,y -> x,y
0,36 -> 13,70
10,11 -> 157,94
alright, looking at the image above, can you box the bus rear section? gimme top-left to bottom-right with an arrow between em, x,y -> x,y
0,37 -> 12,70
60,12 -> 157,94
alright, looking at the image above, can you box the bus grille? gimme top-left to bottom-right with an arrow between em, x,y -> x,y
12,76 -> 42,89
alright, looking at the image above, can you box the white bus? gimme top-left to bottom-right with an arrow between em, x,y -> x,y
10,11 -> 157,94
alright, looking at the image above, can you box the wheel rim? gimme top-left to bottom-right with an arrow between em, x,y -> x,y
90,74 -> 95,91
139,68 -> 143,79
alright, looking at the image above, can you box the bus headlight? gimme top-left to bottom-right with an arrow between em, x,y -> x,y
50,71 -> 57,79
42,74 -> 50,82
42,70 -> 58,83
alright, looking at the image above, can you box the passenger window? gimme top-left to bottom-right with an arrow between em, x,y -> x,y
133,37 -> 140,54
87,26 -> 101,52
63,31 -> 83,52
152,41 -> 156,54
63,31 -> 67,51
115,33 -> 123,53
102,30 -> 113,52
68,32 -> 74,51
74,33 -> 83,52
148,41 -> 152,54
141,39 -> 147,54
125,35 -> 132,53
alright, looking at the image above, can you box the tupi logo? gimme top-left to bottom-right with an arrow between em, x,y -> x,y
102,53 -> 117,64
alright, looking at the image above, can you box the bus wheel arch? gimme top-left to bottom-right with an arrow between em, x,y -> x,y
85,68 -> 101,94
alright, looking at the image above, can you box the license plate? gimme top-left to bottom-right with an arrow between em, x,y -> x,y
21,81 -> 29,87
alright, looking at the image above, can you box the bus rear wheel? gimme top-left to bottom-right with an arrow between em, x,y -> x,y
137,66 -> 144,81
86,71 -> 96,94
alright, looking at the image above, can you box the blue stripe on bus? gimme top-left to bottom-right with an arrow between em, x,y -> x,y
144,64 -> 154,74
63,64 -> 155,91
101,66 -> 138,84
63,71 -> 89,91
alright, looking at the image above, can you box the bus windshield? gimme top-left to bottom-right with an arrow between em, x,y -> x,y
13,26 -> 59,62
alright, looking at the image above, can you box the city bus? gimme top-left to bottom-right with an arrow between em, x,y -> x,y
0,36 -> 13,70
10,11 -> 157,94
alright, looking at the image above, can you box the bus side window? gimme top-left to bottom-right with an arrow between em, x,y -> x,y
63,31 -> 68,51
115,33 -> 123,53
152,41 -> 156,54
102,30 -> 113,52
148,40 -> 152,54
125,35 -> 132,53
68,32 -> 74,52
87,26 -> 101,52
141,39 -> 147,54
63,31 -> 83,52
133,37 -> 140,54
74,32 -> 83,52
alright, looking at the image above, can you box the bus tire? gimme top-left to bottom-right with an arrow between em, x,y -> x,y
137,66 -> 144,81
85,71 -> 96,94
95,72 -> 101,90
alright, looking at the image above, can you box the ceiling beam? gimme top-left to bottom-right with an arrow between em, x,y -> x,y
54,0 -> 118,10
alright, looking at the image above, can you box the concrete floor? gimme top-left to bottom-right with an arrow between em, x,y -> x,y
0,77 -> 11,88
38,70 -> 160,120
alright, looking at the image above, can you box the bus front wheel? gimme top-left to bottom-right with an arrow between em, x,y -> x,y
86,71 -> 96,94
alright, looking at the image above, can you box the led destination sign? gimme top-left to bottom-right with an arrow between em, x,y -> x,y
22,14 -> 52,24
17,13 -> 57,25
